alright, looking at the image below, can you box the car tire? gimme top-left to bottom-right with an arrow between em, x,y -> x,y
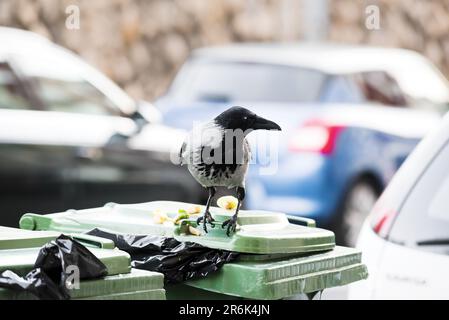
336,179 -> 380,246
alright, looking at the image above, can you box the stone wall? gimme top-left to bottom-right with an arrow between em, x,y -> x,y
1,0 -> 449,101
329,0 -> 449,77
0,0 -> 302,101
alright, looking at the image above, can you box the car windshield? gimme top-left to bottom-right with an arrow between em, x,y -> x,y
12,53 -> 127,116
32,77 -> 121,116
169,60 -> 326,103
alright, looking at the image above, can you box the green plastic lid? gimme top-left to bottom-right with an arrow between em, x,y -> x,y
0,246 -> 131,277
181,246 -> 368,300
0,227 -> 60,250
77,289 -> 166,300
0,227 -> 166,300
0,268 -> 165,300
0,226 -> 115,250
0,227 -> 130,277
20,201 -> 335,254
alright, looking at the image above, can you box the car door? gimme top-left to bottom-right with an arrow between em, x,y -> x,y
12,51 -> 160,208
13,49 -> 199,210
375,138 -> 449,299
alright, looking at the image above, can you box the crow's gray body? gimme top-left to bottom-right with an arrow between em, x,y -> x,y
180,120 -> 251,189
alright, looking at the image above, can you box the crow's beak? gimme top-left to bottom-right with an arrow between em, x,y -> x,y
252,116 -> 282,131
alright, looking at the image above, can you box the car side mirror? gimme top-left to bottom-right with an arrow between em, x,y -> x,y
137,100 -> 162,123
130,100 -> 163,132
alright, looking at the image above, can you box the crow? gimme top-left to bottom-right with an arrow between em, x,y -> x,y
179,106 -> 281,236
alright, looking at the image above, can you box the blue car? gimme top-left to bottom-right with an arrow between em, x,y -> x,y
156,43 -> 448,244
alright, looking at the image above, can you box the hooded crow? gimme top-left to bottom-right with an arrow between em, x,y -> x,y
179,106 -> 281,236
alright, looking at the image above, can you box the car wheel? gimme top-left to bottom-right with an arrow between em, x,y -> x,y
338,180 -> 380,246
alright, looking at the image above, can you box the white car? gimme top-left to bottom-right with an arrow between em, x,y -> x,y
349,111 -> 449,299
0,27 -> 200,227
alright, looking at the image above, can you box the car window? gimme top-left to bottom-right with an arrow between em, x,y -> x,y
390,55 -> 449,108
352,71 -> 408,107
388,139 -> 449,255
33,77 -> 121,116
13,54 -> 121,116
169,60 -> 326,103
320,75 -> 364,103
0,62 -> 31,110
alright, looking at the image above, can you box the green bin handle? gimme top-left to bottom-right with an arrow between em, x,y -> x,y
19,213 -> 115,249
69,234 -> 116,249
286,215 -> 316,228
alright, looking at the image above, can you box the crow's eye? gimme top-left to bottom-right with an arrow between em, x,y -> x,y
243,116 -> 248,120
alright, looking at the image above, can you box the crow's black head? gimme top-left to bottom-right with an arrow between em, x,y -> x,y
214,106 -> 281,132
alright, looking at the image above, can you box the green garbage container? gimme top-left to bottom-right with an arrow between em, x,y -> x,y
20,201 -> 336,254
0,227 -> 165,300
174,246 -> 367,299
19,201 -> 368,299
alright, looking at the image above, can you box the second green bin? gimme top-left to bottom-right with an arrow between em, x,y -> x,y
0,226 -> 165,300
19,201 -> 368,299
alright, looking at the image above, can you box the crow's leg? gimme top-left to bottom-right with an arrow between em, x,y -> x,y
197,186 -> 216,233
222,186 -> 245,236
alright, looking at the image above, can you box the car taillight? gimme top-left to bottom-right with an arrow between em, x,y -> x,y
370,205 -> 397,238
288,119 -> 345,154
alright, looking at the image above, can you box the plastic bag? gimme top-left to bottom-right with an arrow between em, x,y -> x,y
35,234 -> 108,285
0,234 -> 107,300
87,228 -> 239,284
0,268 -> 67,300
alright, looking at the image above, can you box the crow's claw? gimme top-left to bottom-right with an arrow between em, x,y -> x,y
222,215 -> 238,237
197,211 -> 215,233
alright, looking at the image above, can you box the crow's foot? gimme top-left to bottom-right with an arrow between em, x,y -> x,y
222,215 -> 238,237
197,211 -> 215,233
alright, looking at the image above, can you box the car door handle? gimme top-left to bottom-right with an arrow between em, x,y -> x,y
75,146 -> 103,160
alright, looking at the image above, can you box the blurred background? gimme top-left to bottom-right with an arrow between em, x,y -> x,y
1,0 -> 449,101
1,0 -> 449,299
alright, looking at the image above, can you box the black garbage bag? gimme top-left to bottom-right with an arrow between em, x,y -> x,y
0,234 -> 108,300
87,228 -> 239,284
35,234 -> 108,288
0,268 -> 67,300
